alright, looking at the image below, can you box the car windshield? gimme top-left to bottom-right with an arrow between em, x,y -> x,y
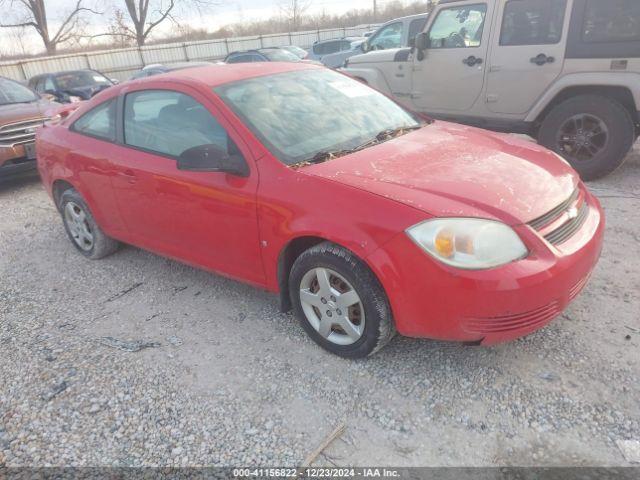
259,49 -> 300,62
215,69 -> 422,165
0,77 -> 39,105
55,71 -> 111,90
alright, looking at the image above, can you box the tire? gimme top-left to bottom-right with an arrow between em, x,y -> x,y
59,188 -> 119,260
289,242 -> 396,358
537,95 -> 635,181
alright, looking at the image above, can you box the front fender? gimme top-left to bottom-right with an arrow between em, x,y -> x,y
340,66 -> 394,95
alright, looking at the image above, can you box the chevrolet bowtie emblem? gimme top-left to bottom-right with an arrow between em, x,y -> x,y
567,207 -> 579,220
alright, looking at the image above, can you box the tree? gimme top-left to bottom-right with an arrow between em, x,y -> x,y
102,0 -> 214,47
0,0 -> 100,54
279,0 -> 311,31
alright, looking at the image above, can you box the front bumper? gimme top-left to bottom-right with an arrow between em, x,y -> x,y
0,144 -> 37,178
366,189 -> 605,345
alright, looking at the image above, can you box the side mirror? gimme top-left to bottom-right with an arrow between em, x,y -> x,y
415,32 -> 430,51
177,144 -> 249,177
361,42 -> 369,53
110,78 -> 120,85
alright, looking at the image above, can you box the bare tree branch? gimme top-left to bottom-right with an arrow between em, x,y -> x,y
279,0 -> 311,31
115,0 -> 216,46
0,0 -> 101,54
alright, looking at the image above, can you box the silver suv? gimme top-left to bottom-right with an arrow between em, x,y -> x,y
342,0 -> 640,180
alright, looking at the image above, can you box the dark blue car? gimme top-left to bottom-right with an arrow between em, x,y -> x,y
28,70 -> 115,104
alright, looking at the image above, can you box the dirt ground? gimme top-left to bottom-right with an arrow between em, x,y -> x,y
0,142 -> 638,467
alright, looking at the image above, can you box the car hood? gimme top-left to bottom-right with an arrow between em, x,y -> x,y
347,48 -> 405,64
299,122 -> 578,225
63,84 -> 110,99
0,99 -> 52,123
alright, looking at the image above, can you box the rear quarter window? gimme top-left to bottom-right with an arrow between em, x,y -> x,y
70,99 -> 117,142
566,0 -> 640,58
582,0 -> 640,43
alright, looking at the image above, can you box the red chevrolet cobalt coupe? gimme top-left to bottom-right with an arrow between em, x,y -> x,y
37,63 -> 604,358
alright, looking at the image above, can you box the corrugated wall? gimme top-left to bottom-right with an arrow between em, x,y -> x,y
0,25 -> 378,82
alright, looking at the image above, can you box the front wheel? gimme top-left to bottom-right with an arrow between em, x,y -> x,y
537,95 -> 635,180
289,242 -> 395,358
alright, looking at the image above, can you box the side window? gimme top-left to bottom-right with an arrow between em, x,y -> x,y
408,18 -> 428,44
340,40 -> 352,51
44,76 -> 55,91
369,22 -> 402,50
123,90 -> 232,159
428,4 -> 488,49
582,0 -> 640,43
250,54 -> 267,62
33,79 -> 45,93
226,54 -> 246,64
71,98 -> 117,141
323,41 -> 339,55
500,0 -> 567,46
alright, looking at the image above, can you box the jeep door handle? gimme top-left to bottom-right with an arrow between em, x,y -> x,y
531,53 -> 555,66
463,56 -> 483,67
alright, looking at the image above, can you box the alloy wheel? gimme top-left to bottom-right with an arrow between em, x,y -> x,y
556,114 -> 609,162
299,267 -> 365,346
64,202 -> 94,251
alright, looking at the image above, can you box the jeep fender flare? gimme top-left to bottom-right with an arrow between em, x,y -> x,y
340,67 -> 394,96
525,72 -> 640,123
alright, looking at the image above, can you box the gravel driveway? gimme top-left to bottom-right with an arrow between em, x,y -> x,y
1,143 -> 639,468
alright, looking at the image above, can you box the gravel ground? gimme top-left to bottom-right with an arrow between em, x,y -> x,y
1,142 -> 639,468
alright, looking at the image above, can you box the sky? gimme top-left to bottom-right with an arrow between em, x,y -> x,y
0,0 -> 377,55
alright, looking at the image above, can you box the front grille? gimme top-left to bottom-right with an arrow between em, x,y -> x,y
543,201 -> 588,245
0,118 -> 46,147
528,189 -> 579,230
463,301 -> 561,334
528,188 -> 589,246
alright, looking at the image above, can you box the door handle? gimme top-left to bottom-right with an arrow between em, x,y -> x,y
531,53 -> 555,66
118,169 -> 137,184
463,56 -> 483,67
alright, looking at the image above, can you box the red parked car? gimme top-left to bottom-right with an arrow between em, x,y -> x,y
36,63 -> 604,358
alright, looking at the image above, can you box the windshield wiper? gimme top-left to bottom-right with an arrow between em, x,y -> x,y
290,124 -> 423,168
374,125 -> 422,141
290,149 -> 355,168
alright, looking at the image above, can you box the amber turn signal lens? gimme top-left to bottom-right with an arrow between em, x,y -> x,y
434,230 -> 455,258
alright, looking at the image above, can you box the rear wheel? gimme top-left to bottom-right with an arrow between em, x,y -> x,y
59,189 -> 119,259
289,242 -> 395,358
537,95 -> 635,180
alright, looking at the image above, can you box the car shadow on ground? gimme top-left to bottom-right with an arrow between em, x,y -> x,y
0,171 -> 41,193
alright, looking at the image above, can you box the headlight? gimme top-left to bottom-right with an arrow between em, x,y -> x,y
406,218 -> 528,270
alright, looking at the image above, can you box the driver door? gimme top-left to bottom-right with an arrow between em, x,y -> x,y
109,87 -> 265,286
411,1 -> 494,113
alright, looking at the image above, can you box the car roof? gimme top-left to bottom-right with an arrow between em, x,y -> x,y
382,12 -> 429,24
54,69 -> 97,75
315,37 -> 358,45
138,62 -> 317,88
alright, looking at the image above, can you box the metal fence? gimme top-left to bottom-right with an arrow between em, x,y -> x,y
0,25 -> 378,82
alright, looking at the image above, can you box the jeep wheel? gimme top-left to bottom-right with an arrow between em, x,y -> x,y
538,95 -> 635,180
